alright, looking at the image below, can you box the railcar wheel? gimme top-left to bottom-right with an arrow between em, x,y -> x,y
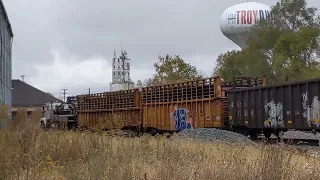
264,131 -> 272,139
274,131 -> 282,142
151,129 -> 158,136
250,132 -> 258,141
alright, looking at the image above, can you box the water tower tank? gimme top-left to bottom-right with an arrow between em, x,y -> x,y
220,2 -> 271,49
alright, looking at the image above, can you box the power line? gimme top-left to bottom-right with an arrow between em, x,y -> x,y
18,76 -> 89,80
26,82 -> 110,85
23,80 -> 140,85
13,76 -> 143,85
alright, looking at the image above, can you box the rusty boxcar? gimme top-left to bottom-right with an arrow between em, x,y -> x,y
76,89 -> 141,130
228,78 -> 320,140
141,77 -> 223,133
140,76 -> 266,133
74,75 -> 266,135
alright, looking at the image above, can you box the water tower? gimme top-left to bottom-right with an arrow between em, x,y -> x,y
219,1 -> 271,49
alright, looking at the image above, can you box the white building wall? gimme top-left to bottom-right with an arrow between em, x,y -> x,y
110,49 -> 134,92
123,58 -> 130,82
110,82 -> 135,92
112,56 -> 122,83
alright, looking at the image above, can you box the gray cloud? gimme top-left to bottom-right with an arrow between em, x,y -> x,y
3,0 -> 319,94
5,0 -> 243,75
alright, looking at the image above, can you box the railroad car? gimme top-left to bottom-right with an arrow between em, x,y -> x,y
139,76 -> 265,135
76,89 -> 141,131
228,78 -> 320,140
75,76 -> 268,137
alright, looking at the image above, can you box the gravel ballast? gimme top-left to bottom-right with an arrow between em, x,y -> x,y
171,128 -> 254,144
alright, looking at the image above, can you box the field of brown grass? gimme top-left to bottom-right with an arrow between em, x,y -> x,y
0,108 -> 319,180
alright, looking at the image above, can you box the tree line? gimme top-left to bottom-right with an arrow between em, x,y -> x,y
137,0 -> 320,87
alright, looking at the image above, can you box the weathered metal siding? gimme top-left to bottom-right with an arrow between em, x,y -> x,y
141,77 -> 223,131
229,78 -> 320,130
222,76 -> 266,88
221,76 -> 266,97
142,98 -> 229,131
0,2 -> 14,126
219,76 -> 266,124
76,89 -> 141,130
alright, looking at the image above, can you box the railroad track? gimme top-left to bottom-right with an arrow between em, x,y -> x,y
47,126 -> 320,147
102,130 -> 320,147
259,137 -> 320,147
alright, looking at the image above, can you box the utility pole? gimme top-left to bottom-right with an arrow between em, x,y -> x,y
20,75 -> 25,82
61,89 -> 68,102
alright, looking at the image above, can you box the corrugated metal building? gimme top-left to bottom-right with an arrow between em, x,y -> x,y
0,1 -> 13,123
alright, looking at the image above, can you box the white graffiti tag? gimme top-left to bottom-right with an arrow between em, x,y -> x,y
264,100 -> 284,128
302,92 -> 320,128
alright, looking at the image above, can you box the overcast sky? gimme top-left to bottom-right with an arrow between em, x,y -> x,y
3,0 -> 319,100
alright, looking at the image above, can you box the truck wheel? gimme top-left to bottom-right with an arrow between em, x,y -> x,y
40,122 -> 46,129
67,123 -> 75,130
51,122 -> 59,129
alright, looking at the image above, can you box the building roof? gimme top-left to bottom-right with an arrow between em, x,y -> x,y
0,0 -> 13,37
12,79 -> 63,107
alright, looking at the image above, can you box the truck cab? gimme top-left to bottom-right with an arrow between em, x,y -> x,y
40,100 -> 77,130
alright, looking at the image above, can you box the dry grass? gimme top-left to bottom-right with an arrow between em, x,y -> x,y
0,108 -> 319,180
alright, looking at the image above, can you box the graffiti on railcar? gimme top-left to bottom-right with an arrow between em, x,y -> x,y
172,108 -> 193,131
302,92 -> 320,128
264,100 -> 284,128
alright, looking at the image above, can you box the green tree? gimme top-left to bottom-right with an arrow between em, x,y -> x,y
147,54 -> 204,86
46,92 -> 54,97
213,49 -> 274,82
136,80 -> 143,88
215,0 -> 320,84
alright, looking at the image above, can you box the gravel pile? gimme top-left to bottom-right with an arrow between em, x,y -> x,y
171,128 -> 254,144
280,131 -> 320,140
